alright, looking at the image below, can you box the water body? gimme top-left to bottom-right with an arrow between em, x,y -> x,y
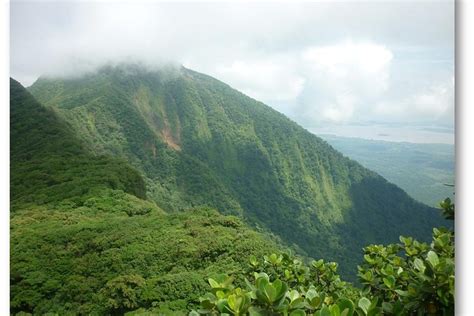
309,124 -> 454,144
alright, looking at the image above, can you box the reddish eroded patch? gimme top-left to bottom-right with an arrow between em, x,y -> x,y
133,88 -> 181,152
161,125 -> 181,151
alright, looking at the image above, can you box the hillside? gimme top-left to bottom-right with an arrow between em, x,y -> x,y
319,135 -> 455,207
28,64 -> 447,279
10,78 -> 281,314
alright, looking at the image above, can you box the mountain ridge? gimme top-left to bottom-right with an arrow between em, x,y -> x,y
10,77 -> 283,314
28,63 -> 447,279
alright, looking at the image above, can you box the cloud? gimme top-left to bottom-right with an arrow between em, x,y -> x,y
375,76 -> 455,124
210,58 -> 305,102
297,41 -> 393,124
303,41 -> 393,75
10,1 -> 454,129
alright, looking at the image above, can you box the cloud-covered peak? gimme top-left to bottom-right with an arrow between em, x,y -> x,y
11,1 -> 454,131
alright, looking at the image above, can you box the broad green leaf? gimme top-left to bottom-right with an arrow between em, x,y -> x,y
427,251 -> 439,268
290,310 -> 306,316
329,304 -> 341,316
305,288 -> 318,301
382,302 -> 393,313
383,276 -> 395,289
216,298 -> 228,313
414,258 -> 425,273
227,294 -> 237,311
248,306 -> 266,316
363,254 -> 375,264
249,255 -> 258,267
288,290 -> 300,302
358,297 -> 371,315
254,272 -> 269,281
289,297 -> 305,310
395,289 -> 408,297
208,278 -> 220,288
337,298 -> 354,316
317,306 -> 332,316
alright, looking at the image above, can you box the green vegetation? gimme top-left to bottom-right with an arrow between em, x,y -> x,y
191,202 -> 454,316
319,135 -> 455,207
10,78 -> 281,314
11,205 -> 282,315
28,64 -> 447,280
10,77 -> 147,211
10,66 -> 454,314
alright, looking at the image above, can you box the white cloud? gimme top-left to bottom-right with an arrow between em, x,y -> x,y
211,58 -> 305,102
375,77 -> 454,123
321,95 -> 357,122
10,1 -> 454,129
303,41 -> 393,75
297,41 -> 393,123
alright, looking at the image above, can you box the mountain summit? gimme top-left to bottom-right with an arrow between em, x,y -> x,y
28,64 -> 446,278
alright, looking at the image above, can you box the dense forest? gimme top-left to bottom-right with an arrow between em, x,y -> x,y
10,78 -> 282,314
10,64 -> 453,315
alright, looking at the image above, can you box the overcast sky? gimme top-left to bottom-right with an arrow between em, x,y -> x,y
10,0 -> 455,133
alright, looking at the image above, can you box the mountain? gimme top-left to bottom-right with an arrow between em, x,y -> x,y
28,64 -> 447,279
10,78 -> 281,314
319,134 -> 455,207
10,77 -> 150,210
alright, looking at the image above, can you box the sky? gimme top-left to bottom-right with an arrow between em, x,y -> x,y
10,0 -> 455,142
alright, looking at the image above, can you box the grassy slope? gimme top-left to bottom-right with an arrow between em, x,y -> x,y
29,64 -> 447,280
320,135 -> 455,207
10,78 -> 281,314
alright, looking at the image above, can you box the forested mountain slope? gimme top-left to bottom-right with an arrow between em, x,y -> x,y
29,64 -> 446,278
319,134 -> 455,207
10,78 -> 281,314
11,78 -> 148,210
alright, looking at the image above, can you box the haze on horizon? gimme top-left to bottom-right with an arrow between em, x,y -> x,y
10,0 -> 455,143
